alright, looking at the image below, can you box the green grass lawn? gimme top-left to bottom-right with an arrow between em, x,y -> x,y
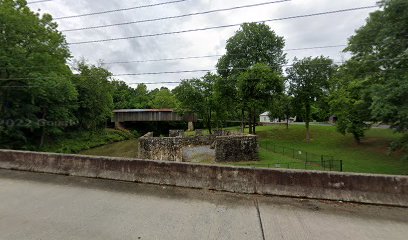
230,124 -> 407,175
79,139 -> 139,158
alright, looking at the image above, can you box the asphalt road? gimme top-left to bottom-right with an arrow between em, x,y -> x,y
0,169 -> 407,240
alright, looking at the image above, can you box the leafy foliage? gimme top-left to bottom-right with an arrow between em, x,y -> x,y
0,0 -> 75,148
343,0 -> 408,152
268,93 -> 294,129
237,63 -> 284,133
217,22 -> 286,78
173,73 -> 220,133
330,71 -> 371,143
149,87 -> 178,109
216,22 -> 286,132
73,61 -> 114,130
287,56 -> 337,142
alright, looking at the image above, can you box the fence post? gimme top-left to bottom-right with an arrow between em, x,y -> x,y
340,160 -> 343,172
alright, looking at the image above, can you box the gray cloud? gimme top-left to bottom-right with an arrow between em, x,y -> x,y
32,0 -> 378,89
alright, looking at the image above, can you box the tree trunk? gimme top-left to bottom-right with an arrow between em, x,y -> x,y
39,111 -> 47,148
207,110 -> 212,134
248,111 -> 253,134
240,109 -> 245,133
305,103 -> 311,143
252,110 -> 256,134
353,133 -> 361,144
40,127 -> 46,148
286,115 -> 289,130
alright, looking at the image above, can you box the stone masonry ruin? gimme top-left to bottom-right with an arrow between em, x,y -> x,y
138,130 -> 259,163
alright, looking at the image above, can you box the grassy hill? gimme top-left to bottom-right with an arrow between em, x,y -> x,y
236,124 -> 407,175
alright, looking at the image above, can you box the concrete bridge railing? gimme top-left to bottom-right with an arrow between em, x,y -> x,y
0,149 -> 407,207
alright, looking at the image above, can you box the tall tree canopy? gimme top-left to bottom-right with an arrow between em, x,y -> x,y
288,56 -> 336,142
237,63 -> 284,134
73,61 -> 114,131
216,22 -> 286,131
0,0 -> 76,148
217,22 -> 286,78
329,62 -> 372,143
149,87 -> 178,109
342,0 -> 408,151
173,73 -> 220,133
346,0 -> 408,131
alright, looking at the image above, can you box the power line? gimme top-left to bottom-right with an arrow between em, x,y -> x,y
101,45 -> 347,65
54,0 -> 188,20
2,56 -> 406,76
0,44 -> 348,70
1,58 -> 406,81
61,0 -> 291,32
27,0 -> 55,4
0,44 -> 360,72
129,81 -> 181,85
117,60 -> 408,77
3,66 -> 407,88
67,5 -> 378,45
103,54 -> 222,65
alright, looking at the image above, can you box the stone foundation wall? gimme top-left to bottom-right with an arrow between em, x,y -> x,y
138,132 -> 258,162
215,135 -> 258,162
138,132 -> 217,162
169,130 -> 185,137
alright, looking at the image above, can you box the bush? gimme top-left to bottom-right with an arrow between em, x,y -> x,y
40,128 -> 134,154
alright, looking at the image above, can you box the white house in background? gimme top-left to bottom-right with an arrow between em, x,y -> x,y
260,112 -> 273,123
259,112 -> 296,124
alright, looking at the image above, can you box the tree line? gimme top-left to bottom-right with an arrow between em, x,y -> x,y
1,0 -> 407,156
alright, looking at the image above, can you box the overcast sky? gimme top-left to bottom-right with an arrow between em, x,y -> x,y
29,0 -> 379,89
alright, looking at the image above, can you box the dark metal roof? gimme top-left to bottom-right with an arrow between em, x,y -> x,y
113,109 -> 174,113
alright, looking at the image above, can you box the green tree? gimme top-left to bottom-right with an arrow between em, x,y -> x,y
329,62 -> 372,143
149,87 -> 178,109
268,93 -> 294,129
237,63 -> 284,134
111,80 -> 136,109
133,84 -> 150,109
345,0 -> 408,153
73,61 -> 114,130
173,73 -> 220,133
216,22 -> 286,131
217,22 -> 286,77
0,0 -> 76,148
287,56 -> 336,143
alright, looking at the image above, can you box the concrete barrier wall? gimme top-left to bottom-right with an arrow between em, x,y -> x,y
0,150 -> 407,207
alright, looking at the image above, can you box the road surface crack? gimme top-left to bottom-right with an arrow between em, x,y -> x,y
254,199 -> 266,240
